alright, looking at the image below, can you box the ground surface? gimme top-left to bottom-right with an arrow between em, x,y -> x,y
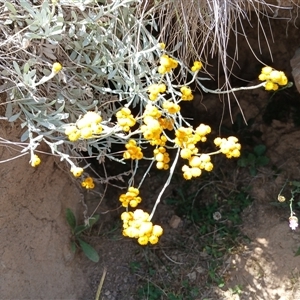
1,10 -> 300,300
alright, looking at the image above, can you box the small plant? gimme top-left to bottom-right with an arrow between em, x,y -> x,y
66,208 -> 100,262
137,282 -> 163,300
228,284 -> 243,295
277,181 -> 300,255
237,144 -> 269,176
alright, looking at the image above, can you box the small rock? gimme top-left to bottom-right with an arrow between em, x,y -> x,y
187,271 -> 196,281
195,266 -> 206,274
169,215 -> 182,228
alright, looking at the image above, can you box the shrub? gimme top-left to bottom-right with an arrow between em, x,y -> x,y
0,0 -> 290,246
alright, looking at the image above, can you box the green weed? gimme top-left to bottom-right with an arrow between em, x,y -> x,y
66,208 -> 100,262
238,144 -> 269,176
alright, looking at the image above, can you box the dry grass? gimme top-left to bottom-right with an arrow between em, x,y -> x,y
143,1 -> 295,77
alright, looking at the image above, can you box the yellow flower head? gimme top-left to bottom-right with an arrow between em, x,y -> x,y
158,43 -> 166,49
52,62 -> 62,73
31,154 -> 41,167
152,225 -> 163,237
191,61 -> 202,72
138,236 -> 149,245
71,166 -> 84,177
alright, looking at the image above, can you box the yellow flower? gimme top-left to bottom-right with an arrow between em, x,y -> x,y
85,111 -> 102,124
65,125 -> 78,135
261,66 -> 272,75
138,236 -> 149,245
265,81 -> 275,91
191,61 -> 202,72
195,124 -> 211,136
190,167 -> 201,177
180,86 -> 194,101
158,83 -> 166,93
149,93 -> 158,101
162,100 -> 180,114
52,62 -> 62,73
121,212 -> 133,221
158,43 -> 166,49
180,148 -> 192,159
180,86 -> 192,96
152,225 -> 163,237
92,124 -> 103,134
81,177 -> 94,189
158,65 -> 167,74
214,137 -> 222,146
80,127 -> 93,139
258,73 -> 268,81
139,222 -> 153,236
71,167 -> 84,177
31,154 -> 41,167
269,70 -> 281,82
149,235 -> 159,244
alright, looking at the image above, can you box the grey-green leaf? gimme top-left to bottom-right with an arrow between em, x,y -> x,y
5,2 -> 17,14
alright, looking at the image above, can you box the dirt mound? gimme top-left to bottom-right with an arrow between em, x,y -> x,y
0,122 -> 87,299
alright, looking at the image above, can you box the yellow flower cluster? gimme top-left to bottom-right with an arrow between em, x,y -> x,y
119,187 -> 142,208
71,166 -> 84,177
182,165 -> 201,180
65,111 -> 103,141
121,209 -> 163,245
148,83 -> 166,101
123,139 -> 143,160
31,154 -> 41,167
141,104 -> 167,146
214,136 -> 241,158
154,146 -> 170,170
182,154 -> 214,180
81,177 -> 95,189
143,103 -> 162,119
191,61 -> 202,72
174,124 -> 213,179
175,124 -> 211,154
158,54 -> 178,74
258,66 -> 288,91
159,117 -> 174,131
162,100 -> 180,114
180,86 -> 194,101
116,107 -> 136,132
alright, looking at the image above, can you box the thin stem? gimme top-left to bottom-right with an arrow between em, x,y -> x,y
149,148 -> 180,220
138,159 -> 155,190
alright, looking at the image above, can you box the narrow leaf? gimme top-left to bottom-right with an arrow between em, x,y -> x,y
66,208 -> 76,230
20,130 -> 29,142
5,2 -> 17,14
8,112 -> 21,122
13,61 -> 22,76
